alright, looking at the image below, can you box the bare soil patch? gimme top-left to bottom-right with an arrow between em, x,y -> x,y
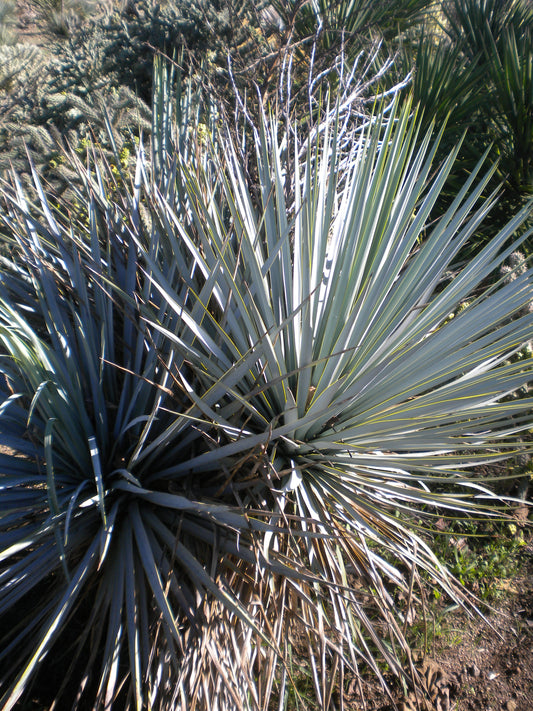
14,1 -> 53,46
428,560 -> 533,711
350,548 -> 533,711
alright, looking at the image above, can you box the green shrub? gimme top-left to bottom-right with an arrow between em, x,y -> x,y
68,0 -> 277,103
0,63 -> 532,711
0,44 -> 151,193
432,519 -> 527,600
0,0 -> 279,193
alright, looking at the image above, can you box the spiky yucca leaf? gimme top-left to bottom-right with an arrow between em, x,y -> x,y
484,25 -> 533,196
271,0 -> 436,48
442,0 -> 533,205
443,0 -> 532,61
0,79 -> 532,711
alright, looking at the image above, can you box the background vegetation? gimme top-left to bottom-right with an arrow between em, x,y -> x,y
2,1 -> 532,220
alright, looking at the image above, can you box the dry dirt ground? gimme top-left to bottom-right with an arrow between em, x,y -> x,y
361,553 -> 533,711
5,4 -> 533,711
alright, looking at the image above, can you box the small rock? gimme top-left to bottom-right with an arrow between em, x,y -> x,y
514,503 -> 529,521
505,701 -> 517,711
468,663 -> 481,678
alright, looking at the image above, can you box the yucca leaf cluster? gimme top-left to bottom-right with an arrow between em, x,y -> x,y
0,57 -> 532,710
383,0 -> 533,240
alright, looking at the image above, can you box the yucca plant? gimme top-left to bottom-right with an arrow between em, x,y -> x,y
271,0 -> 437,48
443,0 -> 532,62
441,0 -> 533,215
379,29 -> 485,195
484,25 -> 533,199
0,58 -> 532,711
